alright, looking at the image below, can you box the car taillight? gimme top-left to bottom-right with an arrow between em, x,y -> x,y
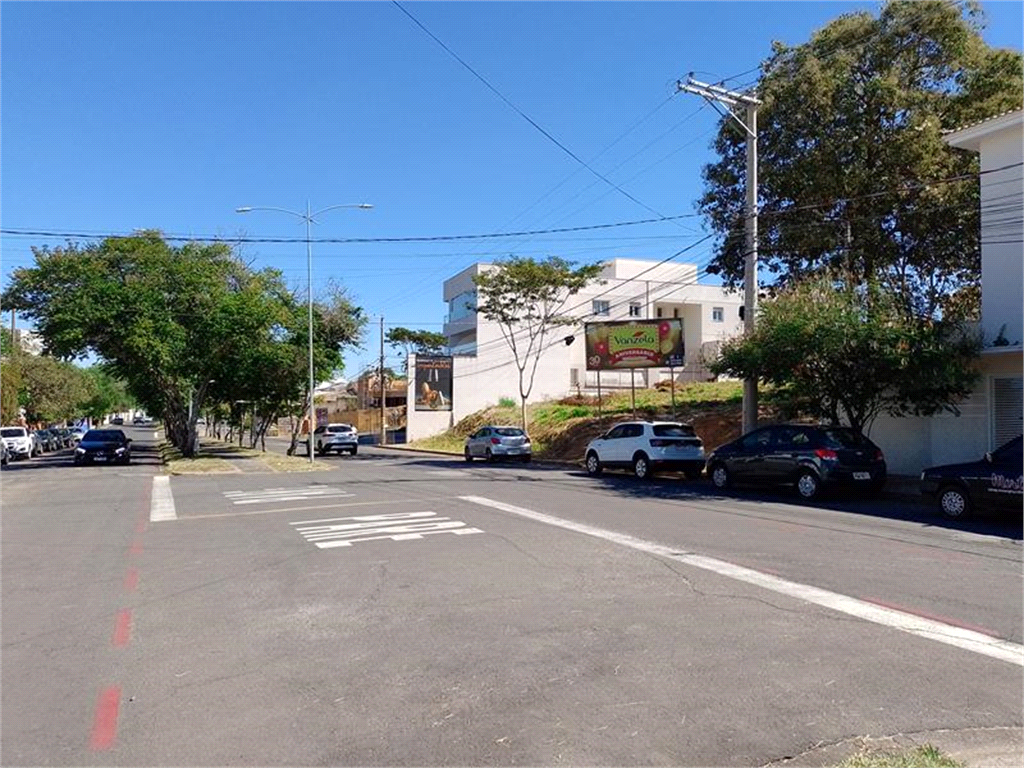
874,449 -> 885,461
490,438 -> 500,445
650,439 -> 671,447
814,448 -> 838,460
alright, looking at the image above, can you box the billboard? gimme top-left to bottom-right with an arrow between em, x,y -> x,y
414,355 -> 453,411
585,319 -> 684,370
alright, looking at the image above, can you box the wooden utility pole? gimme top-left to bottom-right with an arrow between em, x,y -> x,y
379,316 -> 386,446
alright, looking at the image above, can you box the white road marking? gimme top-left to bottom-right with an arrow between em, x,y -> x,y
459,495 -> 1024,667
183,499 -> 427,521
291,510 -> 482,549
149,475 -> 177,522
223,486 -> 353,505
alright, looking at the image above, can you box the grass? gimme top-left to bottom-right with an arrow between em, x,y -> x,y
838,744 -> 964,767
407,380 -> 750,462
160,438 -> 330,474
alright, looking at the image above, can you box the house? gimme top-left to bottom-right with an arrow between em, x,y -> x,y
408,258 -> 744,440
869,109 -> 1023,474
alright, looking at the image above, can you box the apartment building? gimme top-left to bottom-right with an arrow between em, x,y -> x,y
408,258 -> 743,440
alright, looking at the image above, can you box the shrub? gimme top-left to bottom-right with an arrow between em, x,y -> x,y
498,397 -> 516,408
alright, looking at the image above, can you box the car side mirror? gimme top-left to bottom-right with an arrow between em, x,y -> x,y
126,438 -> 133,444
984,451 -> 992,463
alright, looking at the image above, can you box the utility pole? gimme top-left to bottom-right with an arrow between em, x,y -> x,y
379,316 -> 386,447
677,75 -> 761,434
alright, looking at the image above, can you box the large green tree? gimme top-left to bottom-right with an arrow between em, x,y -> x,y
386,327 -> 448,372
16,355 -> 94,425
698,0 -> 1023,320
473,256 -> 604,429
1,231 -> 364,457
710,275 -> 982,435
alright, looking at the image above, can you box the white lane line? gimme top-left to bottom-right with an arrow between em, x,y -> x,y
459,495 -> 1024,667
150,475 -> 177,522
231,493 -> 353,505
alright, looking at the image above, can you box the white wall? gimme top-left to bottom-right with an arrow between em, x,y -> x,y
979,130 -> 1023,345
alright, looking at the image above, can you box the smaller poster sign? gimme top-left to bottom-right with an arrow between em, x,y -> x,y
415,355 -> 453,411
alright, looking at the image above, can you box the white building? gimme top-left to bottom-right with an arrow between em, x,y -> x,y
870,109 -> 1023,474
408,258 -> 744,440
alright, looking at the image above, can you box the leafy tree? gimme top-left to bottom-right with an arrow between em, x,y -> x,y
473,256 -> 604,429
386,327 -> 448,371
698,0 -> 1023,319
709,275 -> 982,435
16,355 -> 95,425
1,357 -> 22,424
79,366 -> 135,421
0,231 -> 351,457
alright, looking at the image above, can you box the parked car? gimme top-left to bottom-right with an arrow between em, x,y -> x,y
55,427 -> 73,448
34,430 -> 55,453
133,415 -> 148,425
1,427 -> 34,461
111,416 -> 124,425
74,429 -> 132,465
920,435 -> 1023,520
465,426 -> 532,463
584,421 -> 704,480
313,423 -> 359,456
706,424 -> 886,500
68,426 -> 86,445
1,440 -> 9,467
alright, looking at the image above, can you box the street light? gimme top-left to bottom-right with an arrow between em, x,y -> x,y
235,202 -> 372,463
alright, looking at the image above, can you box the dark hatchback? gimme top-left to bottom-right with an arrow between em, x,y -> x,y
920,435 -> 1022,520
74,429 -> 132,465
706,424 -> 886,500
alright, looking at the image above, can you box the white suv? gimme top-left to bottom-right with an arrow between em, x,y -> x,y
1,426 -> 34,461
314,424 -> 359,456
584,421 -> 705,480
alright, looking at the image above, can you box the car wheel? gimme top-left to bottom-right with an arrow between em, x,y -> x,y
585,451 -> 602,476
796,470 -> 821,500
710,463 -> 730,489
464,448 -> 473,463
350,446 -> 358,456
485,449 -> 494,463
521,455 -> 532,463
938,484 -> 971,520
316,442 -> 326,456
632,453 -> 652,480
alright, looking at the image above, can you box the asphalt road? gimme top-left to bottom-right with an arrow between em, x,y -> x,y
2,426 -> 1021,766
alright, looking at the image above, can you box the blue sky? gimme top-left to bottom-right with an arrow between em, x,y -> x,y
2,0 -> 1022,377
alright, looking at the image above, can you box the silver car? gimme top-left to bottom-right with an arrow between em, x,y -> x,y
464,425 -> 532,463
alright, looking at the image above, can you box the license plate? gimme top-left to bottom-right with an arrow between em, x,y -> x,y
853,471 -> 870,480
95,455 -> 107,462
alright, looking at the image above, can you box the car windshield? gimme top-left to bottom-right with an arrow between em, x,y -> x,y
821,428 -> 875,449
327,425 -> 354,433
1,428 -> 27,438
493,428 -> 525,437
653,424 -> 696,437
84,430 -> 124,441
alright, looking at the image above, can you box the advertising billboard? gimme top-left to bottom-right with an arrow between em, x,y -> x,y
414,355 -> 453,411
585,319 -> 684,370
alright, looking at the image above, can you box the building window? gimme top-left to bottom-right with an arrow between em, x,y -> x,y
569,368 -> 579,387
673,308 -> 679,318
656,307 -> 663,318
712,307 -> 724,322
592,299 -> 610,316
628,303 -> 642,317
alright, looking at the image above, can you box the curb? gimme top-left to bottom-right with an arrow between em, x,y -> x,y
374,444 -> 581,468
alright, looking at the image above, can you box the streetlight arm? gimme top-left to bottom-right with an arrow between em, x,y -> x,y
310,203 -> 374,220
235,206 -> 307,221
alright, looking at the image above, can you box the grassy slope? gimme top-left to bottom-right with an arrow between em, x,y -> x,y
411,381 -> 768,463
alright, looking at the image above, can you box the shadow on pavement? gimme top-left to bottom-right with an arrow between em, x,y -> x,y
2,442 -> 166,472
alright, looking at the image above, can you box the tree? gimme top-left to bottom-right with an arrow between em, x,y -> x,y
16,355 -> 94,425
79,366 -> 135,422
473,256 -> 604,429
1,232 -> 314,456
698,0 -> 1023,320
385,327 -> 448,371
709,275 -> 982,435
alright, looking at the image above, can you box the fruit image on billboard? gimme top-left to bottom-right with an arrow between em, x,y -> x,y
585,320 -> 684,370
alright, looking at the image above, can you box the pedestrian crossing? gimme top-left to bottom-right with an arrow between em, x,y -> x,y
224,486 -> 354,505
290,510 -> 482,549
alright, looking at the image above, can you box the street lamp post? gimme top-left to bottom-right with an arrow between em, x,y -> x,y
236,202 -> 372,463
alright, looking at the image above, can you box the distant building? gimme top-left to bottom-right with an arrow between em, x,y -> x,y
14,329 -> 44,356
408,257 -> 744,440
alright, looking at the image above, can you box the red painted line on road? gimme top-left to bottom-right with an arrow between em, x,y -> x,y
123,568 -> 139,592
135,518 -> 146,535
860,596 -> 1000,638
112,610 -> 132,647
128,539 -> 143,555
89,686 -> 121,751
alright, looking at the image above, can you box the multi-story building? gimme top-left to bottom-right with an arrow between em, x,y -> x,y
409,258 -> 744,440
870,109 -> 1023,473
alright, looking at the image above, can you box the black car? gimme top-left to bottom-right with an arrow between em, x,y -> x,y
74,429 -> 132,465
920,435 -> 1023,520
706,424 -> 887,500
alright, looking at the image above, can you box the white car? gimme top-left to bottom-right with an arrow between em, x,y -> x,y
584,420 -> 705,480
314,424 -> 359,456
1,426 -> 35,461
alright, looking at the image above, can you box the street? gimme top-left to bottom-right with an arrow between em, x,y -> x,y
2,426 -> 1022,766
